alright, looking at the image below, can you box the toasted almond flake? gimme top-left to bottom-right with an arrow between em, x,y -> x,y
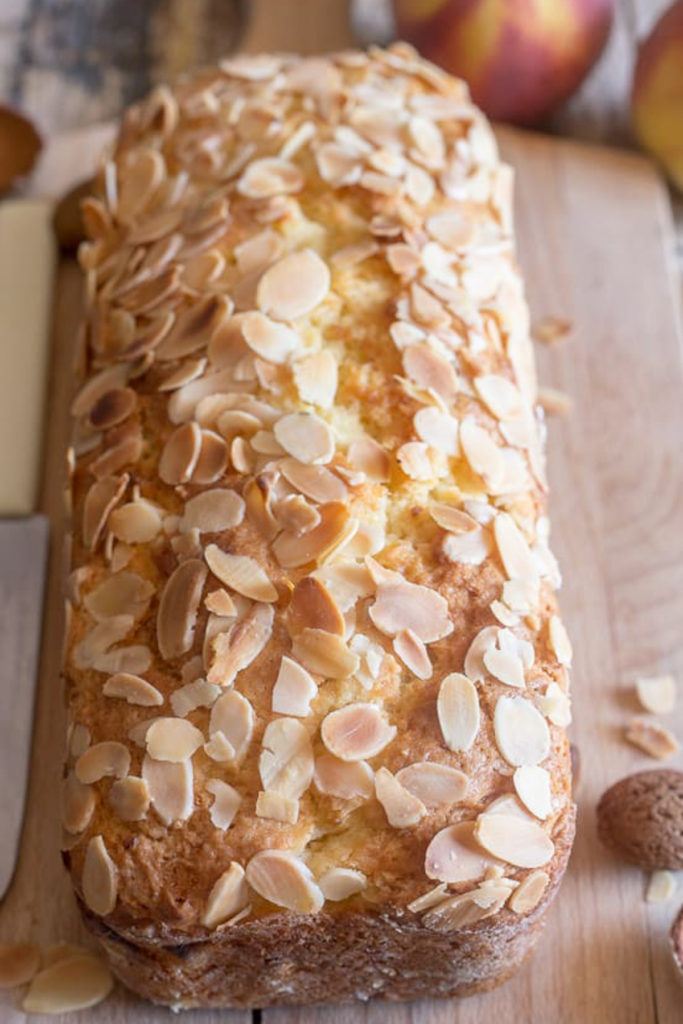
142,754 -> 193,824
109,499 -> 162,543
75,741 -> 130,784
548,615 -> 572,666
430,504 -> 478,534
109,776 -> 150,820
168,369 -> 242,425
370,578 -> 452,644
203,862 -> 249,928
396,762 -> 468,808
437,673 -> 480,752
538,386 -> 572,417
274,494 -> 321,535
239,311 -> 300,364
393,628 -> 432,679
319,868 -> 367,902
347,438 -> 390,482
93,643 -> 151,675
386,243 -> 421,278
256,249 -> 330,321
535,681 -> 572,727
88,386 -> 137,430
274,412 -> 335,465
280,457 -> 348,503
474,375 -> 523,421
159,422 -> 202,485
463,626 -> 499,683
624,718 -> 680,760
316,142 -> 363,186
157,558 -> 207,661
397,441 -> 436,481
425,821 -> 501,883
181,491 -> 244,536
82,474 -> 129,550
72,364 -> 128,417
513,765 -> 552,819
207,603 -> 273,686
646,869 -> 676,904
503,578 -> 539,612
83,571 -> 153,622
635,674 -> 676,715
272,656 -> 318,717
493,512 -> 539,584
508,870 -> 550,914
321,702 -> 395,761
331,239 -> 379,269
204,546 -> 277,602
237,157 -> 303,198
157,294 -> 233,362
209,689 -> 254,762
204,588 -> 237,617
72,614 -> 134,671
460,417 -> 504,487
273,502 -> 353,569
312,561 -> 374,613
291,627 -> 359,679
374,766 -> 426,828
474,812 -> 554,868
255,790 -> 299,823
0,942 -> 41,989
494,695 -> 550,766
313,753 -> 374,798
22,954 -> 113,1014
491,600 -> 521,626
407,883 -> 449,914
259,717 -> 314,800
234,228 -> 284,275
158,356 -> 208,393
103,672 -> 163,706
293,350 -> 338,408
82,835 -> 118,915
413,407 -> 459,455
231,436 -> 255,473
206,778 -> 241,829
68,723 -> 91,759
192,430 -> 229,485
246,850 -> 323,914
409,282 -> 448,328
204,731 -> 237,762
403,344 -> 457,403
288,576 -> 344,637
61,773 -> 95,834
483,647 -> 526,689
146,717 -> 204,762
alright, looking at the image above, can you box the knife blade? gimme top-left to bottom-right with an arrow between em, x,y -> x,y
0,199 -> 55,898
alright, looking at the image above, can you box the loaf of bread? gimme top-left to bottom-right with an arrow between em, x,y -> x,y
63,43 -> 575,1009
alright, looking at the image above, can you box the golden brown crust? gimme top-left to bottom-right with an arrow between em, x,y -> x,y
62,43 -> 574,1008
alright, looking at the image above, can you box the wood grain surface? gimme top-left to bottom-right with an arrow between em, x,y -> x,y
0,113 -> 681,1022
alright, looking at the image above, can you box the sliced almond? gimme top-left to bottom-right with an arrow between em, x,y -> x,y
272,656 -> 317,717
61,773 -> 95,834
206,778 -> 242,830
414,407 -> 459,455
483,647 -> 526,689
159,422 -> 202,484
207,603 -> 273,686
156,294 -> 232,362
646,869 -> 676,904
75,741 -> 130,784
239,311 -> 300,364
246,850 -> 324,914
321,702 -> 396,761
437,673 -> 480,752
426,210 -> 476,249
209,689 -> 254,762
109,499 -> 162,543
314,753 -> 374,799
312,560 -> 374,612
273,501 -> 353,569
429,503 -> 482,534
238,157 -> 303,198
82,835 -> 118,915
464,626 -> 499,683
103,672 -> 163,707
319,868 -> 367,902
71,615 -> 134,671
393,628 -> 432,679
273,494 -> 321,535
422,881 -> 512,931
0,942 -> 41,989
88,387 -> 137,430
407,883 -> 449,914
291,627 -> 359,679
145,717 -> 204,762
474,375 -> 523,421
204,588 -> 237,617
202,862 -> 249,928
460,417 -> 503,487
624,718 -> 680,760
83,571 -> 153,622
293,350 -> 338,408
397,441 -> 438,481
82,474 -> 129,550
170,678 -> 221,718
396,762 -> 468,808
535,681 -> 572,728
635,674 -> 676,715
234,228 -> 283,275
493,512 -> 538,584
22,954 -> 113,1014
204,731 -> 236,762
316,142 -> 363,186
494,695 -> 550,766
548,614 -> 572,666
280,457 -> 348,503
402,344 -> 457,404
180,489 -> 245,534
375,767 -> 426,828
204,546 -> 277,603
513,765 -> 552,820
259,718 -> 314,799
109,776 -> 150,821
508,869 -> 550,914
157,558 -> 207,661
347,438 -> 390,482
255,790 -> 299,824
274,412 -> 335,465
425,821 -> 501,883
256,249 -> 330,321
157,355 -> 208,393
287,576 -> 345,637
474,812 -> 554,868
369,578 -> 452,643
142,754 -> 194,824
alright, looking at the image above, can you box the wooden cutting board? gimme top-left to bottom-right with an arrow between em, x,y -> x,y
1,118 -> 682,1023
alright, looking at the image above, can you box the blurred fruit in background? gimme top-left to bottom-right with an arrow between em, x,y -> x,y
631,1 -> 683,193
392,0 -> 614,125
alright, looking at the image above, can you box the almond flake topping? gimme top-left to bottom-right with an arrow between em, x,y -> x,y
288,576 -> 345,637
393,629 -> 432,679
426,210 -> 476,250
0,942 -> 41,989
145,717 -> 204,762
83,571 -> 154,622
396,762 -> 468,808
474,375 -> 524,421
513,765 -> 552,819
316,142 -> 363,186
239,311 -> 301,364
425,821 -> 501,883
549,615 -> 572,666
209,690 -> 254,762
207,603 -> 273,686
460,417 -> 504,487
82,474 -> 129,551
274,412 -> 335,465
180,489 -> 245,533
259,718 -> 314,799
422,881 -> 513,931
314,754 -> 374,799
246,850 -> 324,914
464,626 -> 499,682
256,249 -> 330,321
202,862 -> 249,929
75,741 -> 130,784
109,776 -> 150,820
171,677 -> 219,718
293,350 -> 338,408
624,718 -> 680,760
21,953 -> 113,1014
483,646 -> 526,689
429,504 -> 478,534
535,681 -> 572,727
414,407 -> 459,455
635,674 -> 676,715
494,696 -> 550,766
205,546 -> 277,602
159,422 -> 202,484
61,773 -> 95,834
508,869 -> 550,914
157,558 -> 207,660
255,790 -> 299,824
407,883 -> 449,914
280,457 -> 347,503
493,512 -> 539,584
234,228 -> 283,275
272,656 -> 318,717
82,835 -> 118,916
109,499 -> 162,543
206,778 -> 242,829
375,767 -> 426,828
437,673 -> 480,752
291,628 -> 359,679
474,812 -> 554,868
142,754 -> 194,824
319,868 -> 367,902
369,577 -> 452,644
237,157 -> 304,198
347,438 -> 390,482
103,672 -> 163,706
403,344 -> 457,403
273,501 -> 354,569
321,702 -> 396,761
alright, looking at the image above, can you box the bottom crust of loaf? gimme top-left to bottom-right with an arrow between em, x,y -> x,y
81,807 -> 574,1011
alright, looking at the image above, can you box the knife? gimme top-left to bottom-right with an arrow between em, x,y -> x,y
0,200 -> 55,899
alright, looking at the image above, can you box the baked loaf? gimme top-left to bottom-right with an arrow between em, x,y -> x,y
63,43 -> 575,1009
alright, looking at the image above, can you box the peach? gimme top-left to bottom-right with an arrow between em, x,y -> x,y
393,0 -> 614,125
632,1 -> 683,193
